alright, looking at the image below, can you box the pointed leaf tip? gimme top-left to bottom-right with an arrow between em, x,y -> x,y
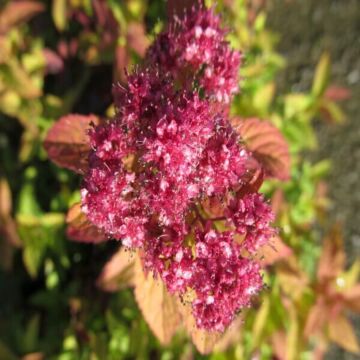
232,117 -> 291,181
44,114 -> 101,174
66,203 -> 107,243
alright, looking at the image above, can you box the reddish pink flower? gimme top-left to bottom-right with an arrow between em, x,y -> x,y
79,6 -> 274,332
148,5 -> 241,104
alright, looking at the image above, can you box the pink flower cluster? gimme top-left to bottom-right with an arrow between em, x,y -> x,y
81,6 -> 275,332
147,5 -> 241,103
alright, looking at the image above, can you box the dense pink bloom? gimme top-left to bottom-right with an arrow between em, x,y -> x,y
148,5 -> 241,104
80,6 -> 275,332
226,193 -> 276,253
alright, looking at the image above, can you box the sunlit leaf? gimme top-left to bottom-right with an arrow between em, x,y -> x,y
52,0 -> 67,31
283,93 -> 312,120
44,114 -> 100,174
277,257 -> 308,300
252,296 -> 270,346
328,315 -> 360,354
253,82 -> 275,113
317,225 -> 345,282
17,213 -> 65,278
258,235 -> 292,266
232,117 -> 291,180
304,302 -> 328,337
312,52 -> 330,97
97,247 -> 136,291
134,256 -> 181,345
1,59 -> 42,99
66,203 -> 107,243
286,307 -> 299,360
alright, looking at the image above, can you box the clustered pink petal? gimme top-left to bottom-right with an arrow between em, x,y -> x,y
147,5 -> 241,104
227,193 -> 276,253
81,5 -> 275,332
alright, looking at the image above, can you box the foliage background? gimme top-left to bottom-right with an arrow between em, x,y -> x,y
0,0 -> 359,359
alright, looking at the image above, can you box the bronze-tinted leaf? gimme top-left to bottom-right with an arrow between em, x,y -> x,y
342,284 -> 360,314
317,225 -> 345,282
44,114 -> 100,174
277,257 -> 308,300
232,117 -> 291,181
304,302 -> 328,337
328,315 -> 360,354
97,247 -> 136,291
178,300 -> 221,354
134,256 -> 181,345
0,1 -> 44,34
258,235 -> 292,266
127,23 -> 149,57
66,203 -> 107,243
271,331 -> 287,360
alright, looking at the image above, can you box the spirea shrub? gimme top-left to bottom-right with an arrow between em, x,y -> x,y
47,5 -> 277,333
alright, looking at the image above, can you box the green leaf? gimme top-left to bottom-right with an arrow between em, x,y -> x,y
52,0 -> 67,31
320,99 -> 346,123
312,52 -> 330,97
17,213 -> 65,277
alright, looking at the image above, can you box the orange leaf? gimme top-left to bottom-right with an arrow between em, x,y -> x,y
258,235 -> 292,266
97,247 -> 135,291
277,257 -> 308,300
342,284 -> 360,314
0,1 -> 45,34
134,256 -> 181,345
178,300 -> 222,354
317,225 -> 345,282
271,331 -> 287,360
328,315 -> 360,354
66,203 -> 107,243
44,114 -> 101,174
232,117 -> 291,181
270,188 -> 285,217
304,302 -> 328,338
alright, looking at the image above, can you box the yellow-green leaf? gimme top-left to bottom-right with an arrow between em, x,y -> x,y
52,0 -> 67,31
312,52 -> 330,97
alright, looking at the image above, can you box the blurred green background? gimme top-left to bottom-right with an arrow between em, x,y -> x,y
0,0 -> 359,359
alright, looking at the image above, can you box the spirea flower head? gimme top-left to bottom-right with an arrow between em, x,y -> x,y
147,5 -> 241,104
79,6 -> 276,332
